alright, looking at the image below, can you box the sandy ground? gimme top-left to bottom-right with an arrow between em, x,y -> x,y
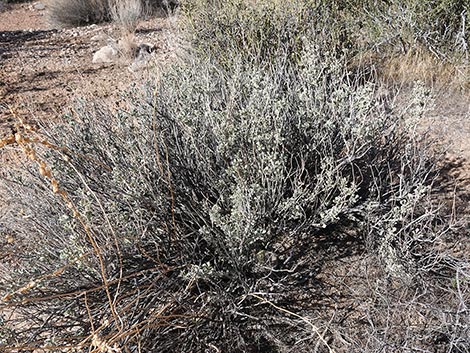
0,1 -> 180,137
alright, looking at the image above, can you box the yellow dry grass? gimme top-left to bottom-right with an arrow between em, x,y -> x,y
380,50 -> 470,90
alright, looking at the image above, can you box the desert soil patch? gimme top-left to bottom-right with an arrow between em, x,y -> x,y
0,1 -> 179,139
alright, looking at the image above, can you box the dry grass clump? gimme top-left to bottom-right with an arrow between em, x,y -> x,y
109,0 -> 143,34
380,51 -> 470,89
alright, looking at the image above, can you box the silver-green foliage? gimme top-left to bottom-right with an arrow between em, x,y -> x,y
15,43 -> 435,277
0,37 -> 447,353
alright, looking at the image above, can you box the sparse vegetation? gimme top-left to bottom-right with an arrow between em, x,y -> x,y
0,0 -> 469,352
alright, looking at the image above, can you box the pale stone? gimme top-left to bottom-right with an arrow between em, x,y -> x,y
92,46 -> 118,64
33,2 -> 46,10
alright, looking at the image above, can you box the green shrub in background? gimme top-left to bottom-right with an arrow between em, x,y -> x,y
46,0 -> 468,63
181,0 -> 352,67
182,0 -> 468,68
352,0 -> 469,60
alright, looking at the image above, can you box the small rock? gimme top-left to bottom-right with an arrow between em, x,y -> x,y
33,2 -> 46,10
92,46 -> 118,64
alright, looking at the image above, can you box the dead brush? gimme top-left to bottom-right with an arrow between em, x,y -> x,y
0,111 -> 118,350
0,111 -> 186,352
109,0 -> 148,61
117,32 -> 139,59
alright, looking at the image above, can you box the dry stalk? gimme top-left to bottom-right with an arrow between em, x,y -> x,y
0,109 -> 123,343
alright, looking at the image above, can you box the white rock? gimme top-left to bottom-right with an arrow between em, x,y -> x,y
33,2 -> 46,10
92,46 -> 118,64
